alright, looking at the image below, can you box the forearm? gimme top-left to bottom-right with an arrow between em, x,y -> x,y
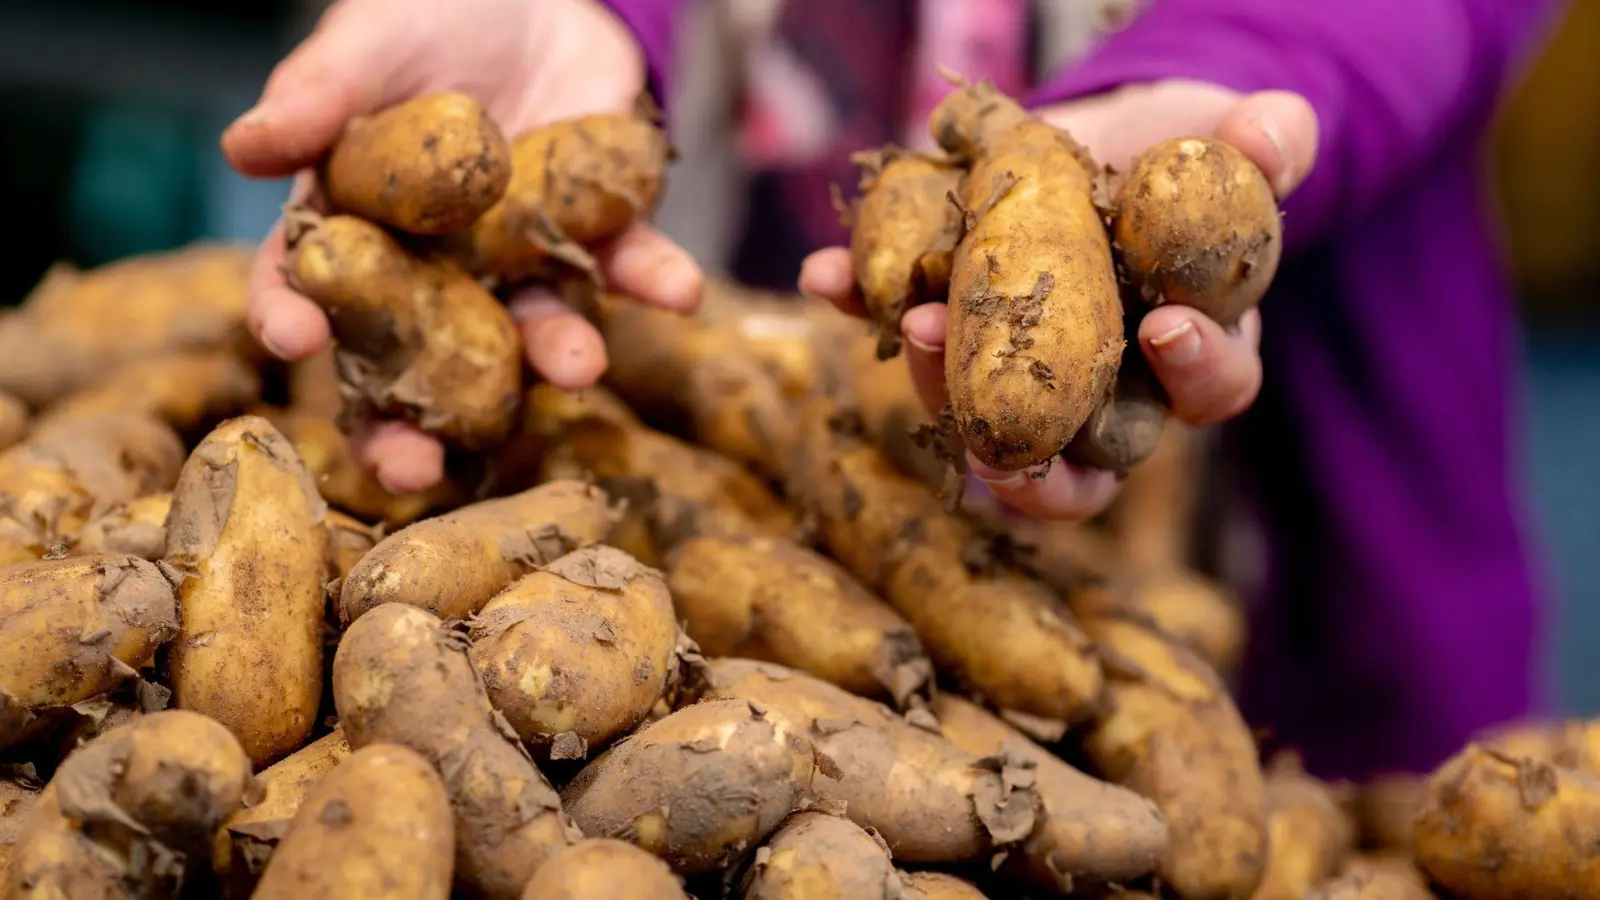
596,0 -> 686,109
1032,0 -> 1565,245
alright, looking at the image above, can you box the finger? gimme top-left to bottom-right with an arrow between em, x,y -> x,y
966,452 -> 1121,521
248,217 -> 330,360
900,303 -> 948,415
353,420 -> 446,494
593,222 -> 704,313
1140,305 -> 1263,426
508,287 -> 610,389
1214,91 -> 1320,199
798,247 -> 869,318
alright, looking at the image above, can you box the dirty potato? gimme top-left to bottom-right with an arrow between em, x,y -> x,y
213,728 -> 352,889
741,811 -> 900,899
519,839 -> 687,900
37,350 -> 260,435
1251,755 -> 1357,900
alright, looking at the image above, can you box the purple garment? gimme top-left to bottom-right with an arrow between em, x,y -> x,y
598,0 -> 683,110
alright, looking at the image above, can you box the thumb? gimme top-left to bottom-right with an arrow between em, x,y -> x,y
221,0 -> 411,178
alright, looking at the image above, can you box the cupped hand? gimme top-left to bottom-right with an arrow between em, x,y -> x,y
221,0 -> 703,493
800,80 -> 1318,520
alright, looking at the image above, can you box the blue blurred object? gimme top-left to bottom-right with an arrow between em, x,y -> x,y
65,104 -> 196,263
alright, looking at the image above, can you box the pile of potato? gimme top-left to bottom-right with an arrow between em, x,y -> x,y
0,86 -> 1581,900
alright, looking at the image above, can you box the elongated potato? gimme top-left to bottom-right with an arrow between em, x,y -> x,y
332,603 -> 580,898
692,659 -> 1040,864
1078,614 -> 1266,900
1065,569 -> 1247,677
213,728 -> 352,887
1,776 -> 41,891
479,382 -> 640,496
665,533 -> 929,702
929,695 -> 1169,892
562,699 -> 814,874
469,546 -> 681,760
285,212 -> 524,449
931,80 -> 1123,471
0,555 -> 177,750
338,479 -> 618,626
837,333 -> 942,489
1114,137 -> 1281,326
1107,418 -> 1201,571
37,350 -> 260,434
164,416 -> 328,766
9,710 -> 253,900
253,744 -> 454,900
741,811 -> 899,899
846,147 -> 965,359
899,872 -> 989,900
269,409 -> 452,527
73,493 -> 171,560
520,839 -> 687,900
323,91 -> 511,235
1251,756 -> 1356,900
0,392 -> 28,452
1307,855 -> 1435,900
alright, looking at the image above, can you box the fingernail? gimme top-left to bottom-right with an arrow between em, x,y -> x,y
258,323 -> 293,361
968,457 -> 1030,489
227,103 -> 270,133
1250,113 -> 1294,195
906,333 -> 939,354
1149,319 -> 1201,367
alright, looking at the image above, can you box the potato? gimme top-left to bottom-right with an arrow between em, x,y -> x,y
930,80 -> 1123,471
73,492 -> 171,560
456,109 -> 669,281
998,517 -> 1119,590
929,694 -> 1169,892
0,244 -> 251,406
692,659 -> 1039,864
561,699 -> 815,874
1413,743 -> 1600,899
1251,756 -> 1357,900
469,546 -> 682,760
1078,614 -> 1267,900
324,510 -> 378,592
285,212 -> 524,449
1062,344 -> 1167,474
0,555 -> 177,750
322,91 -> 511,235
213,728 -> 352,887
479,382 -> 640,496
899,871 -> 989,899
0,392 -> 28,453
1476,717 -> 1600,769
665,533 -> 929,702
338,479 -> 619,626
37,350 -> 260,435
269,409 -> 452,527
252,744 -> 454,900
164,416 -> 329,766
1307,855 -> 1435,900
835,334 -> 943,489
332,603 -> 580,898
845,148 -> 965,359
1349,776 -> 1424,854
1,776 -> 41,891
741,811 -> 899,899
1108,420 -> 1200,571
520,839 -> 687,900
9,710 -> 253,900
694,283 -> 859,400
1065,569 -> 1247,677
1114,137 -> 1282,326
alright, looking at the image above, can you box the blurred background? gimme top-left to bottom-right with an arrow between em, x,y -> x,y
2,0 -> 1597,703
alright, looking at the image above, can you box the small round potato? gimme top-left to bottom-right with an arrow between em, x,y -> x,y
519,839 -> 687,900
741,812 -> 899,900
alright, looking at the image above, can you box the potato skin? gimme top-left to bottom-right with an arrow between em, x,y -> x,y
561,698 -> 815,874
338,479 -> 619,625
1065,569 -> 1247,677
1,777 -> 41,890
519,839 -> 687,900
163,416 -> 329,766
286,212 -> 523,449
213,728 -> 352,886
74,493 -> 171,560
252,744 -> 455,900
323,91 -> 511,235
1349,776 -> 1424,854
38,350 -> 260,435
324,510 -> 378,592
469,546 -> 681,760
898,871 -> 989,900
1251,758 -> 1357,900
665,533 -> 928,701
1306,855 -> 1435,900
931,81 -> 1123,471
741,812 -> 900,900
0,392 -> 28,452
332,603 -> 580,898
0,555 -> 177,750
1114,138 -> 1281,327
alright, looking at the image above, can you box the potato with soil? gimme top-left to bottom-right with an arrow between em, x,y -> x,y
561,699 -> 815,874
929,694 -> 1169,892
930,79 -> 1123,471
1114,137 -> 1282,326
1251,756 -> 1356,900
1107,419 -> 1201,571
1476,717 -> 1600,769
665,533 -> 929,702
0,555 -> 177,750
469,546 -> 682,760
1413,743 -> 1600,899
741,811 -> 900,899
252,744 -> 455,900
1,776 -> 42,889
285,212 -> 524,449
37,350 -> 260,435
1064,569 -> 1247,677
9,710 -> 254,900
845,148 -> 965,359
1307,855 -> 1435,900
73,493 -> 171,560
0,392 -> 28,452
1348,776 -> 1424,854
332,603 -> 580,898
1078,614 -> 1267,900
338,479 -> 618,626
213,728 -> 352,888
899,872 -> 989,899
163,416 -> 328,767
479,382 -> 640,495
322,91 -> 511,235
692,659 -> 1040,864
520,839 -> 687,900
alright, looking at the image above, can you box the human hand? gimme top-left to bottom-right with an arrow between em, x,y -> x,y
800,80 -> 1317,519
221,0 -> 703,493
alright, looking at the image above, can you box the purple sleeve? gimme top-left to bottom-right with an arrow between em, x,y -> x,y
1031,0 -> 1564,246
596,0 -> 685,111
